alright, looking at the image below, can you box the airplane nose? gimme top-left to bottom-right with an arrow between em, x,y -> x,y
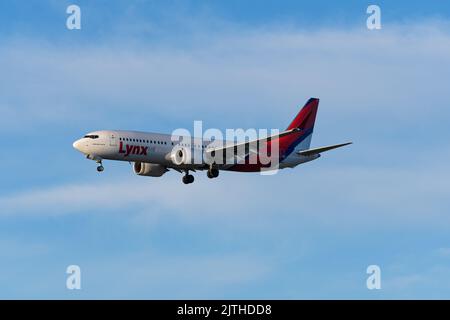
73,139 -> 82,151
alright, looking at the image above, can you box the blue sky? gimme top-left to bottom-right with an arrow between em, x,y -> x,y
0,0 -> 450,299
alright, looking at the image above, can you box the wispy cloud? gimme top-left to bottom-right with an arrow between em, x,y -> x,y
1,161 -> 449,231
1,22 -> 450,138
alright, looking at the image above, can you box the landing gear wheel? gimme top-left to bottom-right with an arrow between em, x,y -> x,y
207,168 -> 219,178
182,174 -> 194,184
97,165 -> 104,172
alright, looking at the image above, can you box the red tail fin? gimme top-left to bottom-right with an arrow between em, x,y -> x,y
276,98 -> 319,154
286,98 -> 319,131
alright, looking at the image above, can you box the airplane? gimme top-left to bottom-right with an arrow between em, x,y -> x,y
73,98 -> 351,184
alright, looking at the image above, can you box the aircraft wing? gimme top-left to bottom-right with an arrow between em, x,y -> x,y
205,128 -> 301,164
296,142 -> 352,156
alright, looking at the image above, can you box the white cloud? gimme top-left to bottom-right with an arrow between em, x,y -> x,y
1,22 -> 450,135
1,159 -> 449,231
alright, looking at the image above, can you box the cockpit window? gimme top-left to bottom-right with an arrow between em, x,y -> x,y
84,135 -> 99,139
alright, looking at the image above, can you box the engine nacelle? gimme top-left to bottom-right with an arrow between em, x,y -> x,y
169,147 -> 203,166
133,162 -> 167,177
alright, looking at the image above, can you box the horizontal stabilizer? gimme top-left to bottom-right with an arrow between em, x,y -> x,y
297,142 -> 352,156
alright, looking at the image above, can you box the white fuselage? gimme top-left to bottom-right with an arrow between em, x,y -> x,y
73,129 -> 315,172
73,130 -> 215,169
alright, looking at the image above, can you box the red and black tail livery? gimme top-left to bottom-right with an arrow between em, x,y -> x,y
286,98 -> 319,131
277,98 -> 319,155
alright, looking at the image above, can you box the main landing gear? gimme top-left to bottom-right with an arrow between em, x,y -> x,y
182,171 -> 195,184
182,167 -> 219,184
207,167 -> 219,179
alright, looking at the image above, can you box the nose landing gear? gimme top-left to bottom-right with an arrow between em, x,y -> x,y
86,154 -> 104,173
96,160 -> 104,172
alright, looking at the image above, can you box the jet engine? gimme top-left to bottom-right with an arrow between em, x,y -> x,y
133,162 -> 167,177
169,147 -> 204,166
